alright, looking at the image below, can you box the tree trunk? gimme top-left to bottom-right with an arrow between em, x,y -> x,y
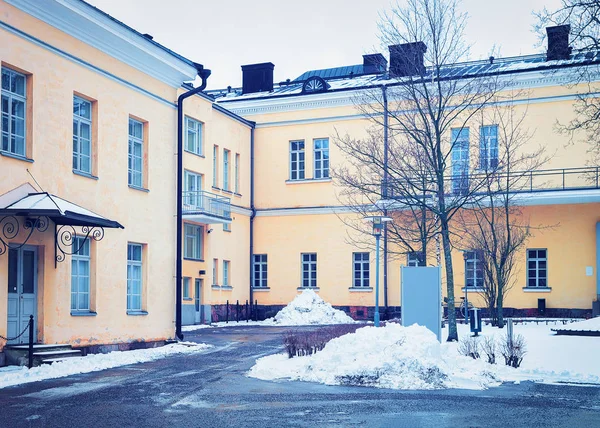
441,220 -> 458,341
497,287 -> 505,328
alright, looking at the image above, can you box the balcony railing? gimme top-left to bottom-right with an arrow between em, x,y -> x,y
381,166 -> 600,199
182,190 -> 231,221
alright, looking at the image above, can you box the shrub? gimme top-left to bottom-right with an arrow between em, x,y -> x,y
458,336 -> 480,359
499,333 -> 526,368
481,336 -> 497,365
283,324 -> 362,358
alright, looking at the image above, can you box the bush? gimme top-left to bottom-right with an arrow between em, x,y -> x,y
481,336 -> 496,365
283,324 -> 362,358
458,336 -> 480,359
499,333 -> 526,368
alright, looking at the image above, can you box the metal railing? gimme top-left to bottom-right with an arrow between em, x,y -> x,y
182,190 -> 231,220
381,166 -> 600,199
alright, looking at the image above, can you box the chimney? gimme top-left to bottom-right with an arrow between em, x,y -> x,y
241,62 -> 274,95
546,25 -> 571,61
363,53 -> 388,74
389,42 -> 427,77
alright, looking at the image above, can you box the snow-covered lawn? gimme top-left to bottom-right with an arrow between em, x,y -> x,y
0,341 -> 211,390
249,321 -> 600,390
553,316 -> 600,332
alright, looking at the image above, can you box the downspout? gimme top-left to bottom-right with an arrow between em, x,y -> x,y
382,84 -> 389,316
176,65 -> 211,340
249,127 -> 256,314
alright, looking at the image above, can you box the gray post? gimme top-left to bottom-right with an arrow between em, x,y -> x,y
375,234 -> 381,327
28,315 -> 33,369
507,318 -> 513,345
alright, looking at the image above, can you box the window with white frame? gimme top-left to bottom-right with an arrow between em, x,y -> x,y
73,96 -> 92,174
253,254 -> 267,288
184,224 -> 203,260
223,222 -> 231,232
451,128 -> 470,194
223,260 -> 230,286
71,237 -> 90,312
352,252 -> 369,288
235,153 -> 240,194
127,243 -> 143,312
301,253 -> 317,288
212,145 -> 218,187
465,250 -> 484,288
527,249 -> 547,287
184,170 -> 203,209
223,149 -> 230,190
314,138 -> 330,179
185,117 -> 202,155
212,258 -> 218,285
128,118 -> 144,188
480,125 -> 498,170
1,68 -> 27,157
183,277 -> 190,299
407,252 -> 421,267
290,140 -> 305,180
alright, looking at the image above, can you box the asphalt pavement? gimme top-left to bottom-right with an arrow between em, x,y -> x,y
1,325 -> 599,428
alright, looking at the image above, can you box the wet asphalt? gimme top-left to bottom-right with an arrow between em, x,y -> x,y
0,325 -> 599,428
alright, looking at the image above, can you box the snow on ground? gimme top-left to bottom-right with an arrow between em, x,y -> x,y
0,342 -> 211,390
182,324 -> 214,332
552,316 -> 600,332
249,321 -> 600,390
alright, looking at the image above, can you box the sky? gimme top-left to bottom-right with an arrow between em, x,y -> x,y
88,0 -> 562,90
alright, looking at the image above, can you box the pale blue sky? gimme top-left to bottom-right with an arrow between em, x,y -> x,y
88,0 -> 561,89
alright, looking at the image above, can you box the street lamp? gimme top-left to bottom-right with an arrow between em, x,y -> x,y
463,251 -> 469,325
365,215 -> 392,327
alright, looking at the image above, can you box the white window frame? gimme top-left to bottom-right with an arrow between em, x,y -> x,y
71,237 -> 90,312
301,253 -> 317,288
314,138 -> 330,179
527,249 -> 548,288
212,145 -> 218,187
235,153 -> 240,194
223,149 -> 230,190
223,222 -> 231,232
480,125 -> 498,170
253,254 -> 268,288
73,95 -> 92,174
128,118 -> 144,188
465,250 -> 484,288
183,277 -> 190,299
212,258 -> 218,286
290,140 -> 305,180
184,170 -> 203,209
184,224 -> 203,260
127,243 -> 143,312
185,116 -> 203,155
223,260 -> 230,286
352,252 -> 369,288
1,67 -> 27,157
451,128 -> 470,194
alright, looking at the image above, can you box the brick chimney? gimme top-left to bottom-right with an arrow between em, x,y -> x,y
546,25 -> 571,61
389,42 -> 427,77
363,53 -> 388,74
241,62 -> 274,94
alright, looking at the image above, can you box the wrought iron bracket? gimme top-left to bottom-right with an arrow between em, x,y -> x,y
55,224 -> 105,267
0,215 -> 50,256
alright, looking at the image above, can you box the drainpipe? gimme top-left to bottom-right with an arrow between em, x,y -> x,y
176,65 -> 211,340
249,127 -> 256,314
382,85 -> 389,316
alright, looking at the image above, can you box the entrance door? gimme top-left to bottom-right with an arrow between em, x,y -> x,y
194,278 -> 202,324
7,246 -> 37,344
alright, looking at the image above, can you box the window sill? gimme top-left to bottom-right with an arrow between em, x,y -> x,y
252,287 -> 270,291
211,186 -> 221,191
128,185 -> 149,193
0,151 -> 33,163
349,287 -> 373,292
211,284 -> 220,289
73,169 -> 98,180
522,287 -> 552,293
234,193 -> 242,198
223,229 -> 232,233
461,287 -> 486,293
184,257 -> 205,262
297,287 -> 320,291
221,285 -> 233,290
286,178 -> 332,185
70,311 -> 97,317
183,298 -> 193,301
127,311 -> 148,316
184,149 -> 205,158
222,188 -> 233,195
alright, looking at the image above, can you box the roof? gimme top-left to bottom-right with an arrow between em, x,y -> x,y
208,50 -> 600,103
294,64 -> 367,82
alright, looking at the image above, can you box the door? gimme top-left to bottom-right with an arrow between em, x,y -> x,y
7,246 -> 37,344
194,278 -> 202,324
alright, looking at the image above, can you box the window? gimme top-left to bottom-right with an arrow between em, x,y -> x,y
223,260 -> 230,286
185,117 -> 202,155
72,96 -> 92,173
527,249 -> 547,287
290,140 -> 305,180
183,277 -> 190,299
480,125 -> 498,170
127,243 -> 143,311
465,250 -> 484,288
184,170 -> 203,209
407,252 -> 421,267
184,224 -> 203,260
353,252 -> 370,288
212,258 -> 218,285
451,128 -> 470,194
314,138 -> 330,179
301,253 -> 317,288
223,222 -> 231,232
235,153 -> 240,194
1,67 -> 26,157
71,237 -> 90,312
212,145 -> 219,187
128,118 -> 144,188
223,149 -> 230,190
253,254 -> 268,288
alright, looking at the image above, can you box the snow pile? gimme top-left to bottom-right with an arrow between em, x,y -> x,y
553,316 -> 600,332
249,324 -> 502,390
269,290 -> 356,326
182,324 -> 214,332
0,341 -> 211,389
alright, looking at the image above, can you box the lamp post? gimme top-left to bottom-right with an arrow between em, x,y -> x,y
463,251 -> 469,325
365,216 -> 392,327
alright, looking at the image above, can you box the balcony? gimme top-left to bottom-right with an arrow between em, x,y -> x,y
182,190 -> 231,224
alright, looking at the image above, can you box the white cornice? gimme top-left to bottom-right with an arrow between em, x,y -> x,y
255,205 -> 362,217
6,0 -> 198,87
